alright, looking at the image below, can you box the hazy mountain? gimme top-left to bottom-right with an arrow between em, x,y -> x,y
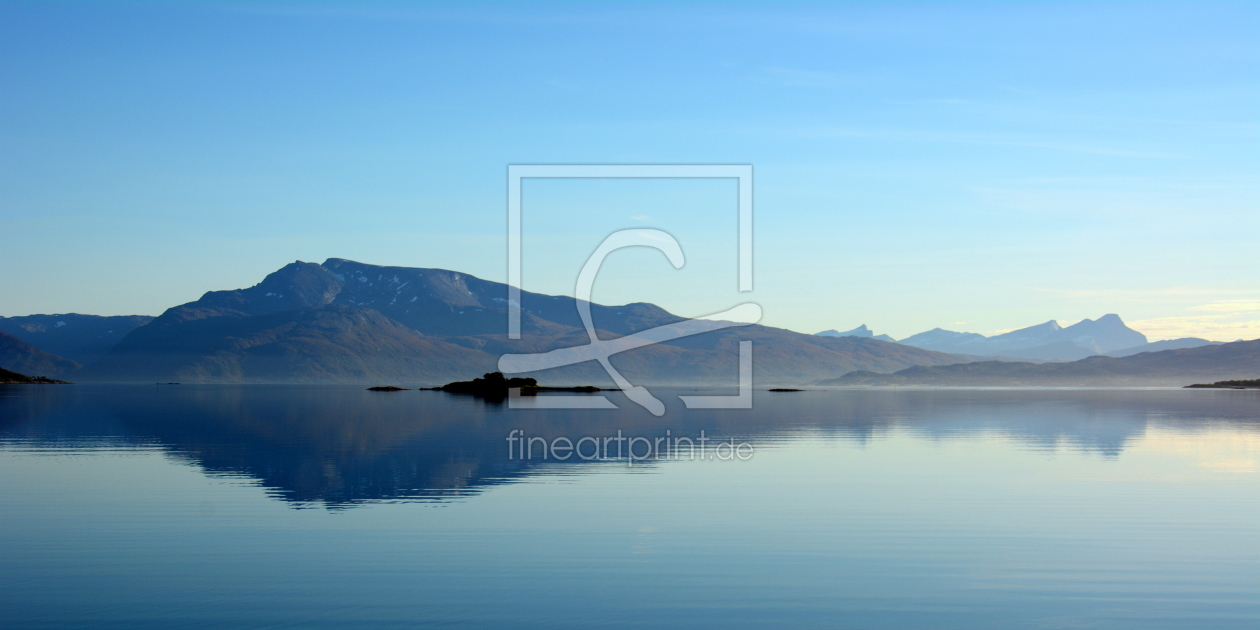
1000,341 -> 1100,362
820,339 -> 1260,387
0,314 -> 153,364
1054,314 -> 1148,353
898,328 -> 990,352
81,259 -> 965,384
983,320 -> 1067,353
1105,338 -> 1220,358
815,324 -> 895,342
0,331 -> 81,378
897,314 -> 1148,361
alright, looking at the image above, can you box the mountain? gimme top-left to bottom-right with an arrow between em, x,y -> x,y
983,320 -> 1067,354
820,339 -> 1260,387
1001,341 -> 1100,362
815,324 -> 895,342
81,259 -> 967,384
897,314 -> 1148,361
1054,314 -> 1147,353
0,331 -> 81,378
83,303 -> 490,384
1105,338 -> 1220,358
0,314 -> 154,364
78,261 -> 493,383
899,328 -> 990,353
0,366 -> 70,384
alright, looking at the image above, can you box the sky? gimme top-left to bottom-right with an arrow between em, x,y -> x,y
1,1 -> 1257,341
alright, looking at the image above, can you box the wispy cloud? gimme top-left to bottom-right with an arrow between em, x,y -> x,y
1030,287 -> 1256,302
1128,315 -> 1260,342
1190,300 -> 1260,313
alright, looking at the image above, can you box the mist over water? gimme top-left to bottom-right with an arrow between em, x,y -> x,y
2,385 -> 1258,628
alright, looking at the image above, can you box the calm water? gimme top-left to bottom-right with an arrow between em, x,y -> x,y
1,385 -> 1257,629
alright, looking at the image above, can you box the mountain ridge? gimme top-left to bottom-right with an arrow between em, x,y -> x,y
815,324 -> 896,342
21,260 -> 1247,386
0,314 -> 153,364
0,331 -> 81,378
898,314 -> 1149,358
819,339 -> 1260,387
77,259 -> 966,385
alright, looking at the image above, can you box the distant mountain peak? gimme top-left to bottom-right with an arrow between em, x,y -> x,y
817,324 -> 872,337
1059,313 -> 1146,353
899,314 -> 1147,358
815,324 -> 896,342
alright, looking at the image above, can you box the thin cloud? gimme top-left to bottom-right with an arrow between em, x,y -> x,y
1189,300 -> 1260,313
1127,315 -> 1260,342
1030,287 -> 1256,301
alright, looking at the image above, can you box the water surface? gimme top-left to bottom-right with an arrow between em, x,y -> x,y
1,385 -> 1257,629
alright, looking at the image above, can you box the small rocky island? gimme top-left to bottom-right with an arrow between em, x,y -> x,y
424,372 -> 608,400
1185,379 -> 1260,389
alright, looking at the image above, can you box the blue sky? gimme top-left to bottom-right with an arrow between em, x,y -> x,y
1,1 -> 1257,340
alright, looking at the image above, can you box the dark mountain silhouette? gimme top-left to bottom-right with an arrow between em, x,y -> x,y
0,314 -> 153,364
78,259 -> 965,384
815,324 -> 895,342
0,331 -> 81,378
0,366 -> 70,384
820,338 -> 1260,386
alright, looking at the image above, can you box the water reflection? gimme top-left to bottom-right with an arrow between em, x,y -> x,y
2,385 -> 1257,508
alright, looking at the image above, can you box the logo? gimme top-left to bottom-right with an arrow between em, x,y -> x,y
498,165 -> 759,416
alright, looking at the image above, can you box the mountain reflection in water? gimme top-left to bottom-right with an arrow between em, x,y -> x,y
3,385 -> 1257,509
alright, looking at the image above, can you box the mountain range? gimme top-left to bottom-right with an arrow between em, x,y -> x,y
0,314 -> 153,364
899,314 -> 1150,360
815,324 -> 896,342
1,258 -> 1253,386
15,259 -> 960,385
818,315 -> 1219,362
822,339 -> 1260,387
